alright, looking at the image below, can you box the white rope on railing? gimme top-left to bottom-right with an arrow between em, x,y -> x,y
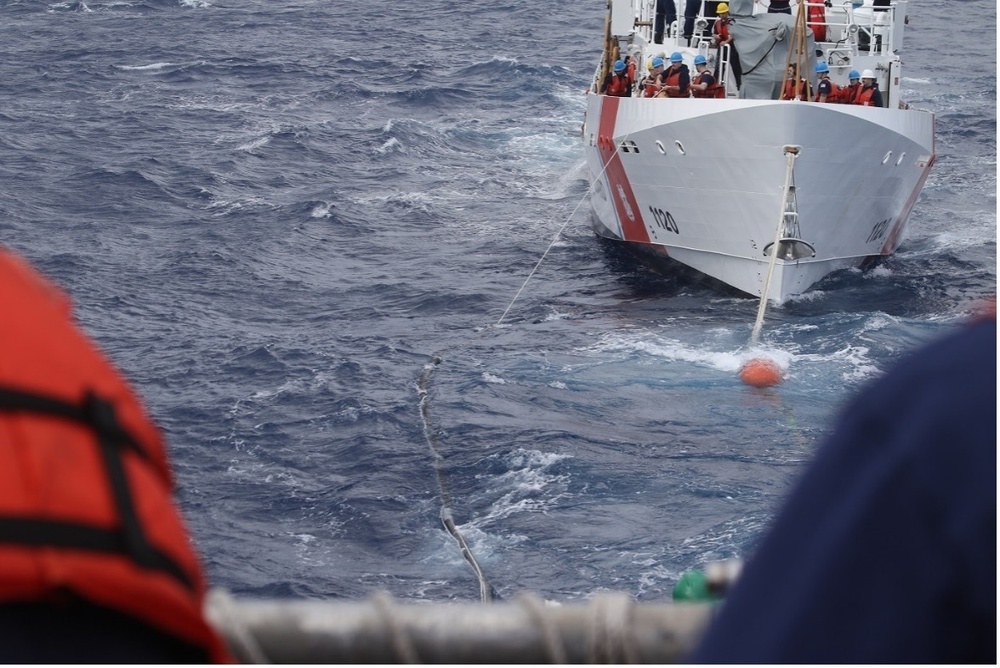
515,591 -> 568,663
205,590 -> 715,664
205,589 -> 271,664
372,591 -> 422,664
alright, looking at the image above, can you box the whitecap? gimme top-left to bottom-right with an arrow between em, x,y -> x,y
116,62 -> 174,71
310,202 -> 333,218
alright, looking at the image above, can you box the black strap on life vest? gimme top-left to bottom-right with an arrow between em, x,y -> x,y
0,386 -> 194,591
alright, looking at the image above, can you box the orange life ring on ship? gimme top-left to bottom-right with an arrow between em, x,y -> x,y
808,2 -> 827,42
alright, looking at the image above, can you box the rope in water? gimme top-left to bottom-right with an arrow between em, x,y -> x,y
416,127 -> 629,602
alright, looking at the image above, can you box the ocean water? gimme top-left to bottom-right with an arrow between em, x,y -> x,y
0,0 -> 995,605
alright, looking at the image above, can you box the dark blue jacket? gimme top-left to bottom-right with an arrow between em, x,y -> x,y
690,317 -> 997,663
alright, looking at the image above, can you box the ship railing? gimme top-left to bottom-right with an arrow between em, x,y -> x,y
654,0 -> 715,44
815,0 -> 899,57
205,589 -> 715,664
635,0 -> 656,31
661,0 -> 901,60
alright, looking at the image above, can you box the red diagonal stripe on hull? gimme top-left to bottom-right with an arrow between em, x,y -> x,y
881,117 -> 937,255
596,97 -> 650,243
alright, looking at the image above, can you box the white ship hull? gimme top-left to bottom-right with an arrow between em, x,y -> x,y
583,96 -> 935,300
586,0 -> 935,302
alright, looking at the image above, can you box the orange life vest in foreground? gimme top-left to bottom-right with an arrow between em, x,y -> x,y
0,246 -> 231,663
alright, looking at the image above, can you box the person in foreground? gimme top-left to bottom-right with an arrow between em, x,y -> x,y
689,304 -> 997,663
0,246 -> 232,663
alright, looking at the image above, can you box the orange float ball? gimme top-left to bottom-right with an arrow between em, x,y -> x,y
739,357 -> 783,387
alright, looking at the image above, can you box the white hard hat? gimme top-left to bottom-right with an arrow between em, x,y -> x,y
861,69 -> 876,79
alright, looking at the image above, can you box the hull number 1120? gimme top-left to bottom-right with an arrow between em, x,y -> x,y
649,206 -> 680,234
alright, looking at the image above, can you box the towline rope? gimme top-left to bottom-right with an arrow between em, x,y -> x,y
497,127 -> 633,325
416,127 -> 630,602
750,145 -> 799,344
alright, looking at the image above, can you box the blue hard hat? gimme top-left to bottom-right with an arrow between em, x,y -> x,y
613,60 -> 626,73
670,52 -> 683,63
652,56 -> 664,68
693,54 -> 707,66
849,69 -> 860,79
815,61 -> 829,74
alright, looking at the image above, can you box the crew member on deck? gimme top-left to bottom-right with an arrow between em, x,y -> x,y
767,0 -> 791,14
814,61 -> 837,102
690,55 -> 724,98
840,69 -> 862,103
661,52 -> 691,98
779,63 -> 809,100
600,60 -> 633,97
643,57 -> 667,97
712,3 -> 741,89
854,69 -> 883,107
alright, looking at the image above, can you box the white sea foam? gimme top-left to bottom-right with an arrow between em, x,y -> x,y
207,194 -> 272,215
781,288 -> 827,303
859,312 -> 899,333
374,136 -> 402,154
237,135 -> 271,152
50,1 -> 92,11
864,264 -> 893,280
310,202 -> 333,218
588,331 -> 779,374
466,449 -> 574,531
116,62 -> 174,71
580,325 -> 891,386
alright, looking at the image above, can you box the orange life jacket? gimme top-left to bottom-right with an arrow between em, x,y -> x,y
838,81 -> 861,104
605,73 -> 631,97
713,17 -> 731,44
781,78 -> 809,100
817,77 -> 840,102
0,247 -> 231,663
663,67 -> 689,98
643,72 -> 663,97
691,71 -> 725,98
855,85 -> 880,106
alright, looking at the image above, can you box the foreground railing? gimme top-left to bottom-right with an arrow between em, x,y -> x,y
205,590 -> 715,663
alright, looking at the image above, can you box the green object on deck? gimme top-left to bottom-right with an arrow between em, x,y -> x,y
672,570 -> 720,603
